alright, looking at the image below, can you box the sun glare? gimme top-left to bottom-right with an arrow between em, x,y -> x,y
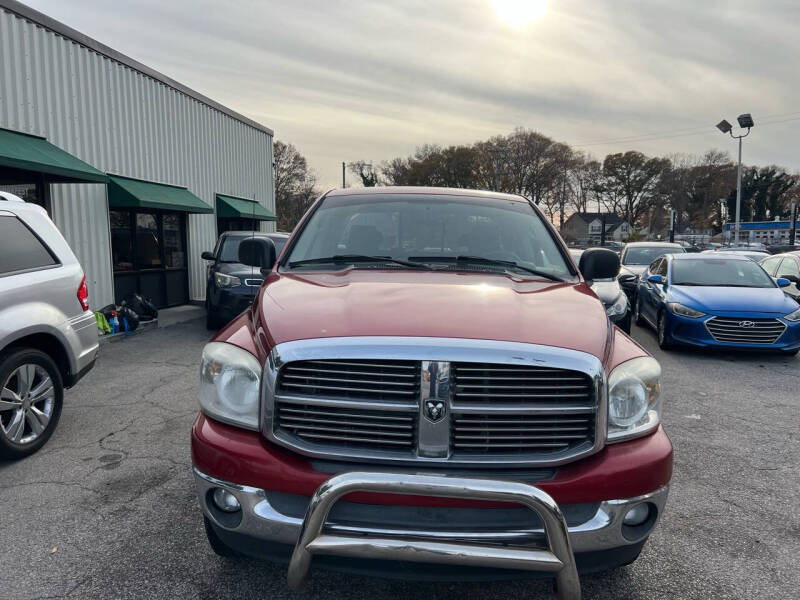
492,0 -> 548,28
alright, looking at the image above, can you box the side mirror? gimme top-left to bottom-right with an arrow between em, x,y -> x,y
578,248 -> 620,283
777,277 -> 792,288
201,251 -> 215,261
238,237 -> 276,275
648,274 -> 664,285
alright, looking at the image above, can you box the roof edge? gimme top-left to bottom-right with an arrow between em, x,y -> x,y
0,0 -> 273,136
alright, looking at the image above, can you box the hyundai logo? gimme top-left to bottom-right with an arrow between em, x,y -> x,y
738,320 -> 755,328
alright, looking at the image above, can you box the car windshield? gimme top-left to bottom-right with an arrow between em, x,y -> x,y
219,235 -> 285,262
672,258 -> 775,288
284,194 -> 574,280
622,246 -> 684,265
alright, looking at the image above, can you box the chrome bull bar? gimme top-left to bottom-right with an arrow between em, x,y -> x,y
287,472 -> 582,600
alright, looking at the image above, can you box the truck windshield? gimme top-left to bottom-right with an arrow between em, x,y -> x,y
284,193 -> 574,280
672,258 -> 775,288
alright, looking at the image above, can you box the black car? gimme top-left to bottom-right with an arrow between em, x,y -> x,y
202,231 -> 289,329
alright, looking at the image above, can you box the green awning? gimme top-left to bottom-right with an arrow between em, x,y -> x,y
0,127 -> 107,183
108,175 -> 213,213
216,193 -> 277,221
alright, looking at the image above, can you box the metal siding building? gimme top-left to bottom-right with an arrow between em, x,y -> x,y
0,0 -> 274,307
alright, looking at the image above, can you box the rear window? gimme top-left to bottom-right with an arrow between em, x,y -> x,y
0,215 -> 58,275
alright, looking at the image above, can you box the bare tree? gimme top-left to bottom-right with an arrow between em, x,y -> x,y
599,151 -> 670,226
348,160 -> 380,187
274,140 -> 318,231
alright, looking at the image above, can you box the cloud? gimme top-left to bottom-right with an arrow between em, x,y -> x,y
24,0 -> 800,186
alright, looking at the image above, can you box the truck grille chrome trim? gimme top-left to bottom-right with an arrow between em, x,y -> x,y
286,472 -> 582,599
705,316 -> 786,344
263,337 -> 607,467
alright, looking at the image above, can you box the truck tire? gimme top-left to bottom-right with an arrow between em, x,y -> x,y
0,348 -> 64,459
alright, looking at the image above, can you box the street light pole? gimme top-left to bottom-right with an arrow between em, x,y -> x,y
735,135 -> 742,245
716,114 -> 753,246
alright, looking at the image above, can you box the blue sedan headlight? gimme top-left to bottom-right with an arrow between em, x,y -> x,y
668,302 -> 706,319
785,307 -> 800,322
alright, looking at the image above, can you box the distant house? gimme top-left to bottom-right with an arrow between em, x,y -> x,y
560,212 -> 633,244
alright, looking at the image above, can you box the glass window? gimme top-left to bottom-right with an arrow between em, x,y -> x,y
163,214 -> 185,268
776,258 -> 800,279
110,210 -> 134,272
622,246 -> 685,265
672,258 -> 775,288
648,258 -> 663,275
285,194 -> 574,280
0,215 -> 58,275
760,256 -> 782,276
136,213 -> 162,268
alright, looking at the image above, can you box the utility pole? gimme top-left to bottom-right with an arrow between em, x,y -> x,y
342,162 -> 346,188
669,209 -> 675,243
791,202 -> 797,246
600,213 -> 607,246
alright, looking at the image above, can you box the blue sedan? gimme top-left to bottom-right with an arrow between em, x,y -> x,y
634,253 -> 800,354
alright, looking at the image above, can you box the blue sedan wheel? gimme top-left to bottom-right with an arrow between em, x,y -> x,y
635,296 -> 645,327
657,311 -> 673,350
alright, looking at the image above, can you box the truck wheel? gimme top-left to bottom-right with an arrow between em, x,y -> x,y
203,516 -> 240,557
0,348 -> 64,459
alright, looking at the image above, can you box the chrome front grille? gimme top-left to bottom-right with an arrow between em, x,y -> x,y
451,363 -> 595,455
275,402 -> 416,450
705,317 -> 786,344
451,363 -> 594,407
278,360 -> 419,401
266,337 -> 605,467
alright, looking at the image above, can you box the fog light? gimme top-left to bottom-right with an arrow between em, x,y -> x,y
623,503 -> 650,526
212,488 -> 241,513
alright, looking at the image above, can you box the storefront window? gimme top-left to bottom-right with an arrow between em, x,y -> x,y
136,213 -> 162,268
110,210 -> 134,271
163,214 -> 185,268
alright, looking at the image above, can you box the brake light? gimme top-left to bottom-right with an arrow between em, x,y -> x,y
77,275 -> 89,311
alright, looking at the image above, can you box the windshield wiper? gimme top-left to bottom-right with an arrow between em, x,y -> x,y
430,255 -> 566,281
288,254 -> 433,270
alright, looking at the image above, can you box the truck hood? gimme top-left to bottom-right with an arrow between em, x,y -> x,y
256,270 -> 610,360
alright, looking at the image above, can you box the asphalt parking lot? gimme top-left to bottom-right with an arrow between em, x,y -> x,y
1,319 -> 798,600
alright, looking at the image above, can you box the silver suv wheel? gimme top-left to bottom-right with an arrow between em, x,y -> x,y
0,348 -> 63,458
1,364 -> 55,445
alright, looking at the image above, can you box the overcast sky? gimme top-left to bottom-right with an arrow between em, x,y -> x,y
25,0 -> 800,187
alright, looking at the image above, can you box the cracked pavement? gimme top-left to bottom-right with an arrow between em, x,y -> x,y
0,319 -> 798,599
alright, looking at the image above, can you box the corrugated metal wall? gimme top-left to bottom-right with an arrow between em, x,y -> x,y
0,8 -> 274,307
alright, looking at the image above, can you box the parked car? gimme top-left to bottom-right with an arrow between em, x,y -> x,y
201,231 -> 289,329
634,253 -> 800,354
570,249 -> 631,332
766,243 -> 800,255
760,252 -> 800,301
617,242 -> 685,303
705,248 -> 771,262
0,199 -> 99,458
193,187 -> 672,598
676,240 -> 701,253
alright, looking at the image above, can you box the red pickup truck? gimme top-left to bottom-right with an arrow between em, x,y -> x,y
192,187 -> 672,599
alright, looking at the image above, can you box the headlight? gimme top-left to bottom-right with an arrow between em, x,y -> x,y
215,272 -> 241,288
607,356 -> 661,442
667,302 -> 706,319
606,293 -> 628,317
199,342 -> 261,430
785,307 -> 800,322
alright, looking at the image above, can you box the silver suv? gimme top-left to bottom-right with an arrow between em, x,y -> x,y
0,195 -> 99,458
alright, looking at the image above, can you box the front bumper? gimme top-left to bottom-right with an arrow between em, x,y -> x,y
667,312 -> 800,351
196,467 -> 669,557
